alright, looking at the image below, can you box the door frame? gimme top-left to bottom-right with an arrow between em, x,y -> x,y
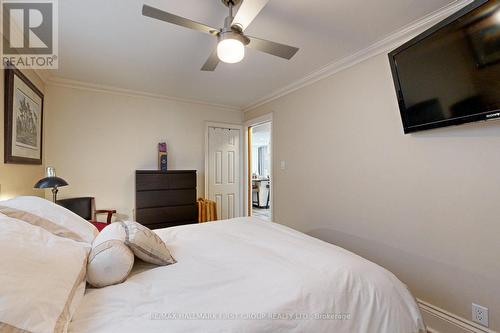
244,113 -> 273,219
204,121 -> 244,218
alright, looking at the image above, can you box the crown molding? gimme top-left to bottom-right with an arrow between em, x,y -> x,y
46,76 -> 242,112
243,0 -> 473,112
33,69 -> 52,84
34,0 -> 472,114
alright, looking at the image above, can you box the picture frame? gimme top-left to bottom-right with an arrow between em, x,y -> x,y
4,66 -> 44,165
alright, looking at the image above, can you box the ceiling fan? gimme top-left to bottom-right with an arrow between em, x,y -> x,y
142,0 -> 299,71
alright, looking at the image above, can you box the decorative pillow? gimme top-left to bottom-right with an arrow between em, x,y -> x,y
0,215 -> 89,333
0,196 -> 98,244
86,223 -> 134,288
122,221 -> 176,266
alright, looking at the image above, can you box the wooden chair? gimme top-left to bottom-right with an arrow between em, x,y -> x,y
57,197 -> 116,232
252,183 -> 260,207
197,198 -> 217,223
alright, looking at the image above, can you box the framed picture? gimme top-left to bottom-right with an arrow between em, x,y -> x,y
4,66 -> 44,165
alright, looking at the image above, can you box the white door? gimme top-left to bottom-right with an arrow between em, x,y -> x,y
208,127 -> 240,220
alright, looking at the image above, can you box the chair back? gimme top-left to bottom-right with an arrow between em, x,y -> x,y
57,197 -> 95,221
197,198 -> 217,223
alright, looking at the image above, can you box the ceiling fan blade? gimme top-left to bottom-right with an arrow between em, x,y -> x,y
142,5 -> 219,35
231,0 -> 270,31
201,49 -> 220,71
247,36 -> 299,60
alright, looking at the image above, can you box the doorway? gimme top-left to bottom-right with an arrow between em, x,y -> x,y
247,120 -> 272,221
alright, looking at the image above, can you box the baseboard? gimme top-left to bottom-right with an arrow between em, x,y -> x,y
417,299 -> 497,333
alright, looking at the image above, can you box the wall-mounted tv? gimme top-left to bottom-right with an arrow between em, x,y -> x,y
389,0 -> 500,134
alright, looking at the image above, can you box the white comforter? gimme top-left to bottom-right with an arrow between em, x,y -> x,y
70,218 -> 425,333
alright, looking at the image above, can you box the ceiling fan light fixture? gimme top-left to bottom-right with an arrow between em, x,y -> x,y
217,38 -> 245,63
142,1 -> 299,72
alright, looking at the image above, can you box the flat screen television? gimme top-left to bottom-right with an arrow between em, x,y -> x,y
389,0 -> 500,133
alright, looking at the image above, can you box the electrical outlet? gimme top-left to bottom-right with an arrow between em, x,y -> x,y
472,303 -> 489,327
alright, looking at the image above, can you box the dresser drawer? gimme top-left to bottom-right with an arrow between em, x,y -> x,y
136,189 -> 196,208
136,205 -> 197,225
136,173 -> 196,191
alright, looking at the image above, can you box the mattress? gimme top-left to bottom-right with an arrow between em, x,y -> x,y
69,217 -> 425,333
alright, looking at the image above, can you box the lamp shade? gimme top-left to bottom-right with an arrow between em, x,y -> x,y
217,38 -> 245,63
34,177 -> 68,189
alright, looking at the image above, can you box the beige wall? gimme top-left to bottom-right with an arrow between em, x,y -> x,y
245,53 -> 500,330
0,69 -> 46,200
45,84 -> 242,219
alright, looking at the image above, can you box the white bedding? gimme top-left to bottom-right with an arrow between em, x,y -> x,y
70,218 -> 425,333
0,214 -> 89,333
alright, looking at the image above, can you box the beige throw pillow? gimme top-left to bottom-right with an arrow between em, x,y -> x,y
122,221 -> 176,266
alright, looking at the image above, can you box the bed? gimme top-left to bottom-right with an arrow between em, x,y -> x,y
0,197 -> 425,333
70,218 -> 425,333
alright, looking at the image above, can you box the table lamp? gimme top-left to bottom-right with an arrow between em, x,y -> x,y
34,167 -> 68,203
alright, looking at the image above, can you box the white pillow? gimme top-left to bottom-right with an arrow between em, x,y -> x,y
86,222 -> 175,288
86,223 -> 134,288
123,221 -> 176,266
0,196 -> 98,244
0,215 -> 89,333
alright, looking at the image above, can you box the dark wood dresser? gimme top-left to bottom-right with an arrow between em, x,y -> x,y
135,170 -> 197,229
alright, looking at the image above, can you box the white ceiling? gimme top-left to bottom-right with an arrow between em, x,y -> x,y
53,0 -> 457,109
